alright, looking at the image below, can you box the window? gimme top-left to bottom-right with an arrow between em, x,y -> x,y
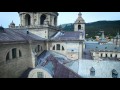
40,14 -> 46,25
112,69 -> 118,78
90,67 -> 95,76
62,46 -> 64,51
54,17 -> 57,26
110,54 -> 112,58
106,54 -> 108,58
115,54 -> 117,58
78,25 -> 81,30
37,72 -> 44,78
12,48 -> 17,59
6,52 -> 10,61
101,53 -> 103,57
53,45 -> 55,50
19,50 -> 22,57
38,45 -> 40,52
57,44 -> 60,50
25,14 -> 31,26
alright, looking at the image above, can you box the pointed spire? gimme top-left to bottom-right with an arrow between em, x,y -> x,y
101,31 -> 105,40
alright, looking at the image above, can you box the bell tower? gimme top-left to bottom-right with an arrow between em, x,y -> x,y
18,12 -> 59,39
18,12 -> 58,27
74,12 -> 85,31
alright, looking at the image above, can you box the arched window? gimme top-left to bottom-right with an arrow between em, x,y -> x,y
53,45 -> 55,50
112,69 -> 118,78
6,52 -> 10,61
19,50 -> 22,57
12,48 -> 17,59
106,54 -> 108,58
54,17 -> 57,26
90,67 -> 95,76
62,46 -> 65,51
25,14 -> 31,26
35,45 -> 40,53
110,54 -> 112,58
115,54 -> 117,58
78,25 -> 81,30
38,45 -> 40,52
6,48 -> 22,62
40,14 -> 46,25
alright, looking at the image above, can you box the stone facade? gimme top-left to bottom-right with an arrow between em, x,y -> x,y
0,12 -> 85,78
17,12 -> 59,39
0,43 -> 32,78
48,41 -> 83,60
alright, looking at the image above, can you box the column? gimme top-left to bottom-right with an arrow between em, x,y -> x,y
31,13 -> 34,26
16,48 -> 19,58
9,50 -> 12,60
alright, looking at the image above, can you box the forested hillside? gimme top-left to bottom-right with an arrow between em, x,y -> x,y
59,20 -> 120,39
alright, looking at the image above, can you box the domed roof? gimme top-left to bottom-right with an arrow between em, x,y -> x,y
10,21 -> 15,25
75,12 -> 85,24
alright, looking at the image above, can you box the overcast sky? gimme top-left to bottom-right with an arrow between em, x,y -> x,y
0,12 -> 120,28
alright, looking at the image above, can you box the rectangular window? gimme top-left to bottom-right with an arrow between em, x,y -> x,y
62,46 -> 64,50
12,48 -> 16,59
19,50 -> 22,57
37,72 -> 44,78
38,45 -> 40,52
53,46 -> 55,50
57,44 -> 60,50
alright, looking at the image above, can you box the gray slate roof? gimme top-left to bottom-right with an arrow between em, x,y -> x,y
0,28 -> 46,43
85,42 -> 120,52
50,31 -> 83,41
36,51 -> 81,78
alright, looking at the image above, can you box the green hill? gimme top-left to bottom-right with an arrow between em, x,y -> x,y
59,20 -> 120,39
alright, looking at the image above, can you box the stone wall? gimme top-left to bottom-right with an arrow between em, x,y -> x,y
49,41 -> 83,60
0,43 -> 32,78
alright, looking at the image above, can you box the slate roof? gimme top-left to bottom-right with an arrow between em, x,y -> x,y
36,51 -> 81,78
50,31 -> 83,41
85,43 -> 120,52
0,28 -> 46,43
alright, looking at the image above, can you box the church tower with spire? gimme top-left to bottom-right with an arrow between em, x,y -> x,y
74,12 -> 85,31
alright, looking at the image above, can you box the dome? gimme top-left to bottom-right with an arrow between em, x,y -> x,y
75,12 -> 85,24
10,21 -> 15,25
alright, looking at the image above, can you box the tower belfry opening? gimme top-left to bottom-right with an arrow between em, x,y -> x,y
25,14 -> 31,26
40,14 -> 46,25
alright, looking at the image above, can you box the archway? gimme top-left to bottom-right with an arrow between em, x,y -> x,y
40,14 -> 46,25
54,17 -> 57,26
25,14 -> 31,26
78,25 -> 81,30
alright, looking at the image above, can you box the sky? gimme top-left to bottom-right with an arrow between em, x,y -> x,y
0,12 -> 120,28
